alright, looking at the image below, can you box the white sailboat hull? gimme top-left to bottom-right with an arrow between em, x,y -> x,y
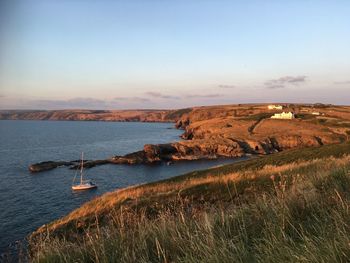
72,182 -> 97,190
72,152 -> 98,191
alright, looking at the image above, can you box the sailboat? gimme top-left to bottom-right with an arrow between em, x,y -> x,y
72,152 -> 97,191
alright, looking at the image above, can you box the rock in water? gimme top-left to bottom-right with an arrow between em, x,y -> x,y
29,161 -> 72,173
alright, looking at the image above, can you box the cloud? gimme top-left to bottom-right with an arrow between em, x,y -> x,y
265,84 -> 285,89
114,96 -> 150,102
264,75 -> 307,89
27,97 -> 111,109
67,97 -> 107,105
218,84 -> 235,89
145,92 -> 180,100
334,81 -> 350,85
187,93 -> 222,98
267,75 -> 307,84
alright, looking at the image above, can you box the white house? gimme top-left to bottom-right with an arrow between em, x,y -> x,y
312,112 -> 320,115
271,112 -> 295,119
268,105 -> 283,110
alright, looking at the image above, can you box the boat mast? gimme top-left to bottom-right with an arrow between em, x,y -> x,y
80,152 -> 84,184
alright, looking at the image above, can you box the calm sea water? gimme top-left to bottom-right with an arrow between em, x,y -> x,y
0,120 -> 243,255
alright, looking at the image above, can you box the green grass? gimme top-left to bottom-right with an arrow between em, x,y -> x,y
240,112 -> 272,121
294,113 -> 316,120
307,117 -> 350,129
30,143 -> 350,262
165,108 -> 192,120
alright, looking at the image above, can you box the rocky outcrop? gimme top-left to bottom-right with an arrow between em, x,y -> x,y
29,160 -> 111,173
175,118 -> 190,129
110,141 -> 243,164
109,135 -> 328,165
29,161 -> 73,172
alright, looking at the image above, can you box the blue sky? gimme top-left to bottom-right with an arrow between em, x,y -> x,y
0,0 -> 349,109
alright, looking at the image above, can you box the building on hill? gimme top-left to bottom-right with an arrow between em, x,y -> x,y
268,105 -> 283,110
271,112 -> 295,119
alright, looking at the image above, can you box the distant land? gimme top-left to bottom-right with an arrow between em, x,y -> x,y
1,103 -> 348,123
0,109 -> 184,122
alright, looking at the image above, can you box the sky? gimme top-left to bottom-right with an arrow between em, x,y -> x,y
0,0 -> 349,110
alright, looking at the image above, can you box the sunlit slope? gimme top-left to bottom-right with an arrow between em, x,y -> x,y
29,142 -> 350,262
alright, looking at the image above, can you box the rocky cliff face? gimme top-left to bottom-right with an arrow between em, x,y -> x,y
109,134 -> 342,165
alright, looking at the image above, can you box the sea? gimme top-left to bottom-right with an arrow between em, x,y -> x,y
0,120 -> 244,256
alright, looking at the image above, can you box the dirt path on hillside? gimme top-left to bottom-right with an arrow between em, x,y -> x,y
248,118 -> 266,135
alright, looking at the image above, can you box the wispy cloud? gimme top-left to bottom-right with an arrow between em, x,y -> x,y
114,96 -> 150,102
67,97 -> 107,105
265,84 -> 285,90
26,97 -> 111,109
187,93 -> 222,98
218,84 -> 235,89
145,92 -> 180,99
334,81 -> 350,85
264,75 -> 307,89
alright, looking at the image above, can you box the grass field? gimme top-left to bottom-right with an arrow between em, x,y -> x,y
30,142 -> 350,262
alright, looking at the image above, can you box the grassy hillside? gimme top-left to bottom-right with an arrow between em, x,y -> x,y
30,142 -> 350,262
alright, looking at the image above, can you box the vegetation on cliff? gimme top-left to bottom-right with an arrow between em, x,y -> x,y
30,142 -> 350,262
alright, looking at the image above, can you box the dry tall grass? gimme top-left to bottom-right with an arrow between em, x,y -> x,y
30,153 -> 350,262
